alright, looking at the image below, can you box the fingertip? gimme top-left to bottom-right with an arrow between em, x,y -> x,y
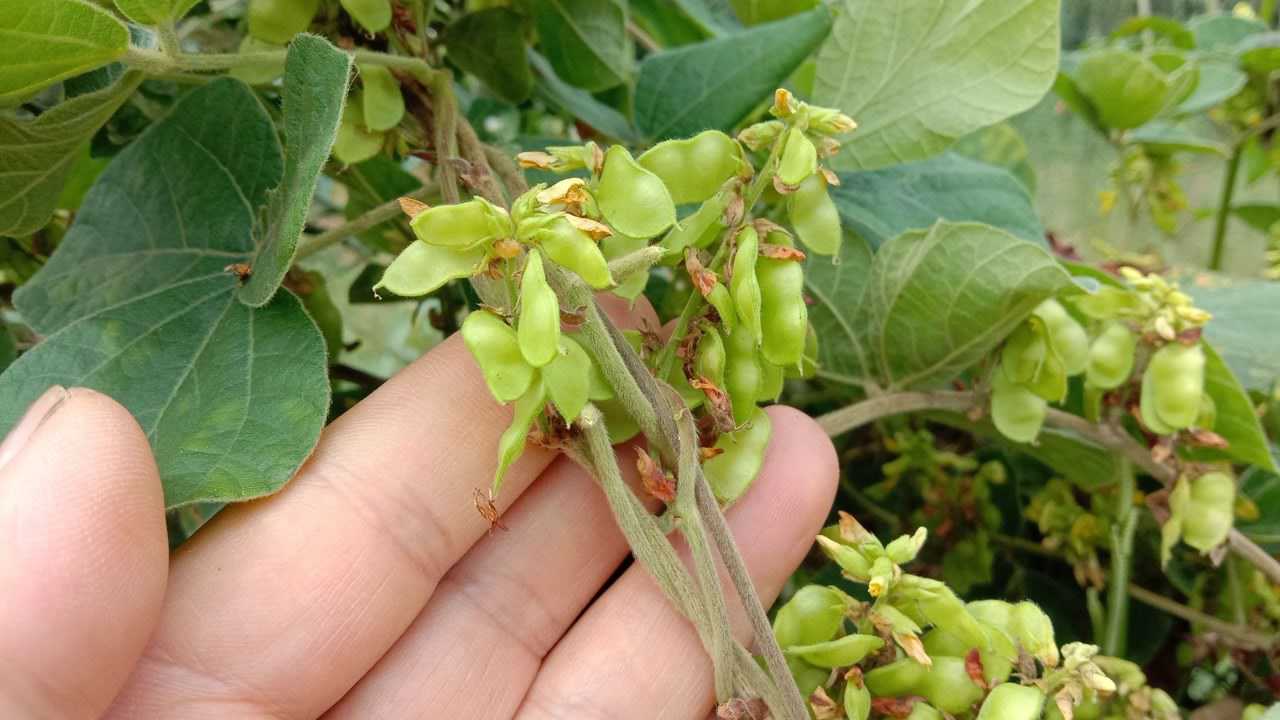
760,404 -> 840,520
0,388 -> 167,718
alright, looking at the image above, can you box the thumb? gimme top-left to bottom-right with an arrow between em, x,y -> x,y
0,387 -> 168,719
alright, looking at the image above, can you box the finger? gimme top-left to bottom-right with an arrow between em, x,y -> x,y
323,442 -> 649,720
516,406 -> 838,720
0,388 -> 168,719
108,298 -> 657,719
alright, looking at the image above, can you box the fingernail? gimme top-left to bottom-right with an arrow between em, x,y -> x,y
0,386 -> 69,471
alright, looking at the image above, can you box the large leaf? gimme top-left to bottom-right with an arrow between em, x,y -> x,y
0,71 -> 141,238
805,231 -> 875,385
1128,121 -> 1227,156
446,8 -> 533,104
730,0 -> 818,25
808,221 -> 1068,389
533,0 -> 631,92
1189,279 -> 1280,392
1231,203 -> 1280,233
0,79 -> 329,508
1238,32 -> 1280,75
634,6 -> 831,139
113,0 -> 201,24
239,35 -> 350,306
1187,343 -> 1278,472
830,153 -> 1044,250
814,0 -> 1060,171
1188,14 -> 1265,51
0,0 -> 130,104
529,50 -> 640,142
0,323 -> 13,373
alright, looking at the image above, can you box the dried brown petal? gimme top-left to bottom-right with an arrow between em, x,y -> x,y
399,196 -> 430,218
1186,428 -> 1229,449
872,697 -> 922,719
685,250 -> 721,297
759,243 -> 806,261
837,510 -> 875,544
895,632 -> 932,668
809,687 -> 840,720
635,447 -> 677,503
491,238 -> 522,260
516,151 -> 555,169
565,214 -> 613,240
691,377 -> 737,434
772,174 -> 797,195
964,648 -> 988,690
473,488 -> 507,533
700,446 -> 725,461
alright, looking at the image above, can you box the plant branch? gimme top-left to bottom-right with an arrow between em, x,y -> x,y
819,391 -> 1280,586
1210,143 -> 1242,271
1102,460 -> 1136,657
296,185 -> 434,260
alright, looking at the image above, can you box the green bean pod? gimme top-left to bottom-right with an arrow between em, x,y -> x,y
1034,298 -> 1089,375
340,0 -> 391,32
529,215 -> 614,289
785,633 -> 884,669
637,130 -> 742,205
333,100 -> 384,165
757,232 -> 808,367
411,196 -> 512,250
730,226 -> 763,343
1142,342 -> 1205,430
694,326 -> 727,386
864,658 -> 929,697
977,683 -> 1045,720
542,336 -> 592,423
376,239 -> 487,298
777,126 -> 818,187
703,405 -> 771,503
248,0 -> 319,44
724,324 -> 762,424
459,309 -> 534,403
596,145 -> 676,238
658,189 -> 732,259
991,370 -> 1047,443
517,250 -> 561,368
1086,320 -> 1137,390
788,173 -> 841,255
493,378 -> 546,495
772,584 -> 847,649
359,64 -> 405,132
1182,471 -> 1235,551
843,682 -> 871,720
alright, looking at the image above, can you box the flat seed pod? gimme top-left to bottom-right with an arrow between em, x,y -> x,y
786,633 -> 884,669
411,197 -> 512,250
703,406 -> 771,504
1086,320 -> 1137,390
596,145 -> 676,239
248,0 -> 320,44
788,173 -> 841,255
542,336 -> 593,423
1145,342 -> 1205,429
758,231 -> 808,367
976,683 -> 1045,720
459,310 -> 534,403
777,126 -> 818,187
991,370 -> 1047,443
517,250 -> 561,368
533,216 -> 614,288
333,100 -> 384,165
731,226 -> 763,343
359,64 -> 405,132
493,379 -> 546,495
375,240 -> 485,297
637,130 -> 742,205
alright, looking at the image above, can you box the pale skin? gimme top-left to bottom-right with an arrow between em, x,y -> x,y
0,300 -> 837,720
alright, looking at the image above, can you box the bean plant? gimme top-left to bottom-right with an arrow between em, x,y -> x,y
1,0 -> 1279,718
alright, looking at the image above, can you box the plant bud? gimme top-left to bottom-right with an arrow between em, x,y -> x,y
738,120 -> 785,151
885,527 -> 928,565
815,535 -> 872,580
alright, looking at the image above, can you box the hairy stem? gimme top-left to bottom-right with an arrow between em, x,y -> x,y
295,185 -> 434,260
696,475 -> 812,720
1210,143 -> 1242,271
819,391 -> 1280,586
429,74 -> 461,205
1102,460 -> 1136,657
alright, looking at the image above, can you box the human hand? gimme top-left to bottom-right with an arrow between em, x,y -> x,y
0,302 -> 837,720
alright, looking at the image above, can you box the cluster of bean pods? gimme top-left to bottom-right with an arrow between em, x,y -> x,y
781,514 -> 1117,719
989,268 -> 1236,563
377,89 -> 849,504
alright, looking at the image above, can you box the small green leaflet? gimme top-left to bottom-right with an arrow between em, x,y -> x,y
113,0 -> 202,25
530,50 -> 641,142
0,78 -> 330,509
0,71 -> 142,238
446,8 -> 534,104
814,0 -> 1060,171
634,6 -> 831,139
0,0 -> 130,104
239,35 -> 351,307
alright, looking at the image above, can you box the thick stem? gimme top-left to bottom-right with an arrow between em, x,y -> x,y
295,185 -> 434,260
696,476 -> 811,720
1210,144 -> 1242,271
428,74 -> 462,205
819,392 -> 1280,587
124,45 -> 442,78
1102,460 -> 1136,657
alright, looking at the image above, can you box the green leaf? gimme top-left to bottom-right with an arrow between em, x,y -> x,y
0,0 -> 130,104
0,78 -> 330,509
1189,14 -> 1265,51
0,71 -> 141,238
239,35 -> 351,307
950,122 -> 1037,192
1238,467 -> 1280,551
671,0 -> 742,36
529,50 -> 640,142
1186,343 -> 1278,472
113,0 -> 202,25
1128,121 -> 1228,156
634,6 -> 832,139
1231,203 -> 1280,233
814,0 -> 1059,171
629,0 -> 715,46
730,0 -> 818,25
1111,16 -> 1195,49
1177,60 -> 1246,115
829,153 -> 1045,251
1052,71 -> 1104,133
1072,49 -> 1171,130
862,222 -> 1068,389
533,0 -> 631,92
446,8 -> 533,104
804,230 -> 874,386
1189,278 -> 1280,392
